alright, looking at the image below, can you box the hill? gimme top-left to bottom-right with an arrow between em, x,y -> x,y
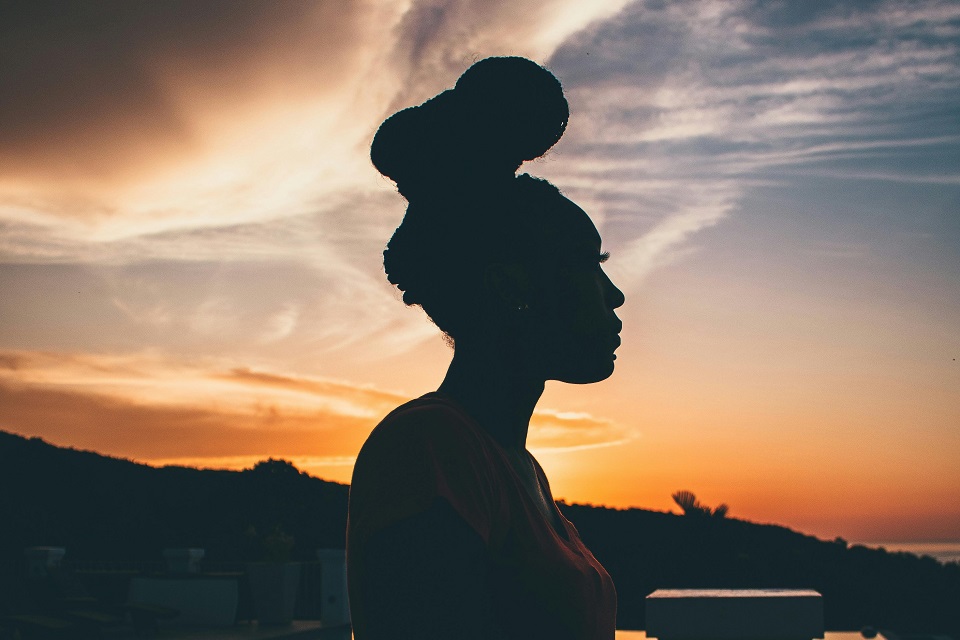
561,502 -> 959,633
2,430 -> 958,634
0,431 -> 349,562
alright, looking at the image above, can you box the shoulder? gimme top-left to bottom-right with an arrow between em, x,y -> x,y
352,394 -> 498,494
358,393 -> 483,462
349,394 -> 503,544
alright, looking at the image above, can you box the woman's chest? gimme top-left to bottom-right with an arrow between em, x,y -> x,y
501,451 -> 566,538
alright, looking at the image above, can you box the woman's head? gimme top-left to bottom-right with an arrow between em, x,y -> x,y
372,57 -> 623,381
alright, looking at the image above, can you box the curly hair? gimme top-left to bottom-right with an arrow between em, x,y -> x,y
371,57 -> 574,339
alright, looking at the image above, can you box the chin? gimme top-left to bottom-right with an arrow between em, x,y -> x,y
554,359 -> 616,385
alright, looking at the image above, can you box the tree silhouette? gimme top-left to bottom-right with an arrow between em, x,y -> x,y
672,490 -> 728,519
671,490 -> 699,515
251,458 -> 302,478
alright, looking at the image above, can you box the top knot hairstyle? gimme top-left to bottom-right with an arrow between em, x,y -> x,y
372,57 -> 568,199
372,57 -> 578,340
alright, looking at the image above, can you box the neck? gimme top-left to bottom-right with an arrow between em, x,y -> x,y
437,339 -> 544,451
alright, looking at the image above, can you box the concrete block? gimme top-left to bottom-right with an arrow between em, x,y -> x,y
317,549 -> 349,626
646,589 -> 824,640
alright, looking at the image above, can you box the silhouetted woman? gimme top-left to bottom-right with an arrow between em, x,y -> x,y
347,57 -> 623,640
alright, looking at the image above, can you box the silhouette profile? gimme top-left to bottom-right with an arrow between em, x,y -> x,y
347,57 -> 624,640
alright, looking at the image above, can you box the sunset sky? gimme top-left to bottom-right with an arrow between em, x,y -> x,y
1,0 -> 958,543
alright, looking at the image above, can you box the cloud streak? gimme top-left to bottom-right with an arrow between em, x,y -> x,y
543,0 -> 960,288
0,1 -> 373,182
0,351 -> 629,474
6,0 -> 955,336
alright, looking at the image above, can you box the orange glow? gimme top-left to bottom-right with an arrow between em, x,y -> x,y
3,341 -> 957,542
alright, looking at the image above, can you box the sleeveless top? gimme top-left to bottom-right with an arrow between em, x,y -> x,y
347,393 -> 617,639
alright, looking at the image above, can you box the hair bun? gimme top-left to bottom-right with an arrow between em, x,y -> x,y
370,57 -> 568,200
370,90 -> 461,199
454,56 -> 568,167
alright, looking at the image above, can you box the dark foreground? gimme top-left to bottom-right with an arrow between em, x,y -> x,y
2,430 -> 958,635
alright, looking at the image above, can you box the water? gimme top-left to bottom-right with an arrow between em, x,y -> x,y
860,541 -> 960,564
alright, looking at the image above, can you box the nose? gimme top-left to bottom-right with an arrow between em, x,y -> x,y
604,272 -> 625,310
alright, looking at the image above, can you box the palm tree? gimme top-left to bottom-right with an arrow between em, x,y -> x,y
671,490 -> 701,515
671,490 -> 728,519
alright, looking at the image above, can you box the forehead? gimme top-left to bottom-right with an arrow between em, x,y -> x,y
547,196 -> 601,255
497,184 -> 602,264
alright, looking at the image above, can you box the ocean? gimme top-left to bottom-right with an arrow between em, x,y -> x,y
860,541 -> 960,564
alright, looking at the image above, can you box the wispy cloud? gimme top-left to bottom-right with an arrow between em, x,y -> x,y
384,0 -> 632,109
543,0 -> 960,288
529,406 -> 632,452
605,186 -> 740,291
0,1 -> 380,185
0,350 -> 403,480
6,0 -> 955,356
0,351 -> 404,419
0,350 -> 627,474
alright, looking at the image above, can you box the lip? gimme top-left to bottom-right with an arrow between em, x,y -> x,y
609,334 -> 622,358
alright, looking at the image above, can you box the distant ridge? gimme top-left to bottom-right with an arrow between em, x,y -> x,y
1,430 -> 958,634
0,430 -> 349,562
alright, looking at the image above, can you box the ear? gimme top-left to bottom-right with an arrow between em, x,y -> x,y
483,262 -> 533,311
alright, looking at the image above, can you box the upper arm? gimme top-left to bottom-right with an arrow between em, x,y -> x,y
358,497 -> 506,640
